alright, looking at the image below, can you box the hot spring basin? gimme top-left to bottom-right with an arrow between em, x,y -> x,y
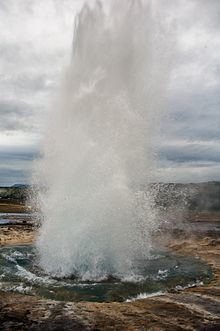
0,245 -> 212,302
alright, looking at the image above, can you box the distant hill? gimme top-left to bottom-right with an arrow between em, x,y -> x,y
0,182 -> 219,211
11,184 -> 30,188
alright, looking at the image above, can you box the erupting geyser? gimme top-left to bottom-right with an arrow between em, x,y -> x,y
34,0 -> 172,280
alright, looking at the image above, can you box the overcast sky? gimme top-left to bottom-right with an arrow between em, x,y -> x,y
0,0 -> 220,186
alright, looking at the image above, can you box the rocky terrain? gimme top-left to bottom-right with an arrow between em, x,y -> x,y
0,184 -> 220,330
0,224 -> 35,247
0,207 -> 219,330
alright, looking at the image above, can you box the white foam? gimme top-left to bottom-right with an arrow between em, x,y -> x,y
16,265 -> 56,286
175,281 -> 204,291
0,282 -> 33,295
126,291 -> 165,302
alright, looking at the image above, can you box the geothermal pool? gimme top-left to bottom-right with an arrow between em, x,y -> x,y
0,245 -> 212,302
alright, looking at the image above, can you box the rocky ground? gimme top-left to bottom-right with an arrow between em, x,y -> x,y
0,225 -> 35,247
0,201 -> 28,214
0,207 -> 219,330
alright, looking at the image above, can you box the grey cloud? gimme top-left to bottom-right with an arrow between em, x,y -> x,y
0,146 -> 38,185
159,142 -> 220,164
156,161 -> 220,183
0,168 -> 29,186
0,150 -> 37,162
0,0 -> 10,12
0,42 -> 23,63
0,101 -> 37,131
163,86 -> 220,143
0,145 -> 38,157
0,0 -> 220,184
193,0 -> 220,30
0,41 -> 67,70
0,72 -> 55,93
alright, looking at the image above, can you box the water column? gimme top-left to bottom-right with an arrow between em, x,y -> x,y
33,0 -> 172,280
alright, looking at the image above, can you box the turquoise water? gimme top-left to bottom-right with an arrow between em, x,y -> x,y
0,245 -> 212,302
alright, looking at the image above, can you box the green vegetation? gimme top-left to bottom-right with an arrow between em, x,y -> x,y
0,185 -> 30,203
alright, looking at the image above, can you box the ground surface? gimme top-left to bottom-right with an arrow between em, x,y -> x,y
0,201 -> 28,213
0,202 -> 219,330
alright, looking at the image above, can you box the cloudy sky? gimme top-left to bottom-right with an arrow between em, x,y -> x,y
0,0 -> 219,186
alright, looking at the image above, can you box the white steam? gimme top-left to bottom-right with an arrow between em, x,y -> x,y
33,0 -> 173,279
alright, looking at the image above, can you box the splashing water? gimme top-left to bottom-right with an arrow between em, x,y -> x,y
33,0 -> 173,280
0,245 -> 212,302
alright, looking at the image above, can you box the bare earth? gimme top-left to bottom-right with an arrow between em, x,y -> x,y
0,201 -> 28,214
0,205 -> 219,330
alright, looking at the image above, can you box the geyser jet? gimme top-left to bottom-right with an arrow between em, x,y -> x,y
34,0 -> 172,280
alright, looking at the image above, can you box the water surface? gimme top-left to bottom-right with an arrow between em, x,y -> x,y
0,245 -> 212,302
